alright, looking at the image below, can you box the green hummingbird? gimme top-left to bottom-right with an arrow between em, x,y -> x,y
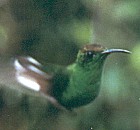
14,44 -> 131,110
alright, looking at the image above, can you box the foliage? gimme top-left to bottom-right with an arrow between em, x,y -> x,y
0,0 -> 139,130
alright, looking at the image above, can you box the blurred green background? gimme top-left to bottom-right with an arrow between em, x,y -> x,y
0,0 -> 140,130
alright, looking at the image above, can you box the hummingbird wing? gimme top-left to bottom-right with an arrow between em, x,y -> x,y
14,56 -> 52,94
0,56 -> 66,110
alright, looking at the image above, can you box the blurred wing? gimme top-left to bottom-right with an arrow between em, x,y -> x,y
14,56 -> 68,110
14,56 -> 52,94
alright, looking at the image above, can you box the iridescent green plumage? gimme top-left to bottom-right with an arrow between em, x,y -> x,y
43,44 -> 130,109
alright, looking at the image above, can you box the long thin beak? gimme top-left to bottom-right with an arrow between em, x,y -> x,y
102,49 -> 131,54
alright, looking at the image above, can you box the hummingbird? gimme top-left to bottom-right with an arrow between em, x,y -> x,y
10,44 -> 131,110
13,44 -> 131,110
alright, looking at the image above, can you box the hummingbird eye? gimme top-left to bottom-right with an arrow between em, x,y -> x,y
86,51 -> 92,56
86,51 -> 96,58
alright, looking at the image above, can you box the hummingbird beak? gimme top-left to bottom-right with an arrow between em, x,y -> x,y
102,49 -> 131,54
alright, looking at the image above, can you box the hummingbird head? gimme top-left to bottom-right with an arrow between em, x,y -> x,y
77,44 -> 131,67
